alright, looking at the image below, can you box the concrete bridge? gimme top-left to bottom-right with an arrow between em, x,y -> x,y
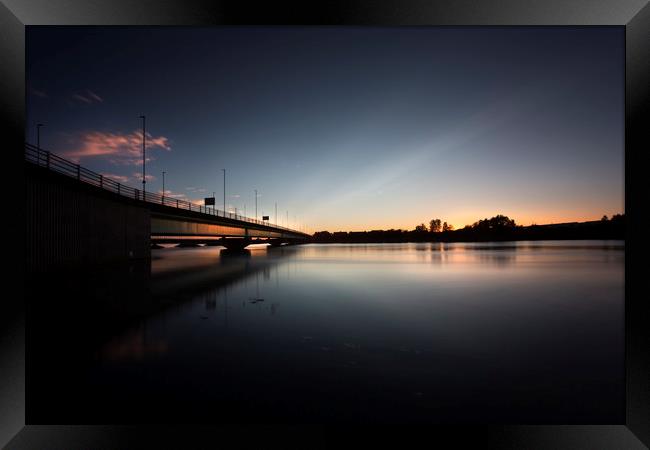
25,143 -> 310,272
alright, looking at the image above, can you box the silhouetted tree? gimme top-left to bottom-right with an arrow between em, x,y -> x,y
415,223 -> 428,233
601,215 -> 609,221
442,222 -> 453,232
471,214 -> 516,231
429,219 -> 442,233
610,213 -> 625,223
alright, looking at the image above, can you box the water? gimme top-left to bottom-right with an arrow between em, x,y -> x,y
28,241 -> 624,424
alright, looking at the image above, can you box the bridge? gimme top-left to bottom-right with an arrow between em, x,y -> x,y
25,143 -> 310,272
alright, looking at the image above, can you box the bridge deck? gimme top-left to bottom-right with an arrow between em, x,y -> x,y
25,143 -> 310,241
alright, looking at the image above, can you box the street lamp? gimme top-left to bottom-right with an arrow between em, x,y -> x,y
139,115 -> 146,194
254,189 -> 258,220
162,171 -> 166,203
222,169 -> 226,214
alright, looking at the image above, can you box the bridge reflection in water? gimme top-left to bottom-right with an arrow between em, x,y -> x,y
27,242 -> 624,425
27,244 -> 296,423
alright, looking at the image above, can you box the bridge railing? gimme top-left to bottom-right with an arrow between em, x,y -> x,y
25,143 -> 305,235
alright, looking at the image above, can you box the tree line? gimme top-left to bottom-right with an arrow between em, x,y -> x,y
311,214 -> 625,243
414,218 -> 454,233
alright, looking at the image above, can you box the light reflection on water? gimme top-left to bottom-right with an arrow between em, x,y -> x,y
47,241 -> 628,423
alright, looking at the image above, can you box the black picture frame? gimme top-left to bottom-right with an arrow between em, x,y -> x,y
1,1 -> 648,448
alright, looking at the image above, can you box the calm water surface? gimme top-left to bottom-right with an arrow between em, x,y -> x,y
29,241 -> 624,424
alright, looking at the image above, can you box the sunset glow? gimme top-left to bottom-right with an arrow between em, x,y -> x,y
27,27 -> 624,233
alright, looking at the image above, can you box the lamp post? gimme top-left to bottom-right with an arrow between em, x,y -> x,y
162,171 -> 166,203
222,169 -> 226,214
139,115 -> 146,194
254,190 -> 258,220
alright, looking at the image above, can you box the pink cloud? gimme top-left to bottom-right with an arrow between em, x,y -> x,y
100,173 -> 130,184
72,89 -> 104,104
73,94 -> 93,104
159,190 -> 188,200
133,172 -> 156,182
62,130 -> 171,165
86,90 -> 103,102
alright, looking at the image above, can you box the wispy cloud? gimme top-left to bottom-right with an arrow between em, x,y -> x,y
62,130 -> 171,165
72,89 -> 103,104
133,172 -> 156,182
86,90 -> 103,102
99,172 -> 155,185
73,94 -> 93,104
100,173 -> 129,184
159,190 -> 187,199
30,88 -> 48,98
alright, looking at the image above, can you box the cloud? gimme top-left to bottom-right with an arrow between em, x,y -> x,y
100,173 -> 129,184
73,94 -> 93,104
86,90 -> 103,102
30,88 -> 48,98
99,172 -> 155,185
132,172 -> 156,182
72,89 -> 103,104
62,129 -> 171,165
159,190 -> 187,199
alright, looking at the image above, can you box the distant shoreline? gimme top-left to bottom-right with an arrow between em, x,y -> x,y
311,218 -> 625,244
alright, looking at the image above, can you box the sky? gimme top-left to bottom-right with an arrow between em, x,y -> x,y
26,26 -> 624,233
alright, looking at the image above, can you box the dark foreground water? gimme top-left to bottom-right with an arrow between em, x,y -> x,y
28,241 -> 624,424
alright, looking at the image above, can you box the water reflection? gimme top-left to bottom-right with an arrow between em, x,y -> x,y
102,327 -> 169,361
28,241 -> 624,424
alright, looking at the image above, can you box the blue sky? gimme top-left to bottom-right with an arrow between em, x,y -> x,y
26,26 -> 624,232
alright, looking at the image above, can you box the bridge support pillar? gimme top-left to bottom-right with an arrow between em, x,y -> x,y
268,239 -> 284,247
176,241 -> 201,247
221,238 -> 251,251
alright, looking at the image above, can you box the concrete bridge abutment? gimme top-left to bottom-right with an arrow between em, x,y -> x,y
26,164 -> 151,273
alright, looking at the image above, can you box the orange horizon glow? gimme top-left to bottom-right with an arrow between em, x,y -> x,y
311,212 -> 624,234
